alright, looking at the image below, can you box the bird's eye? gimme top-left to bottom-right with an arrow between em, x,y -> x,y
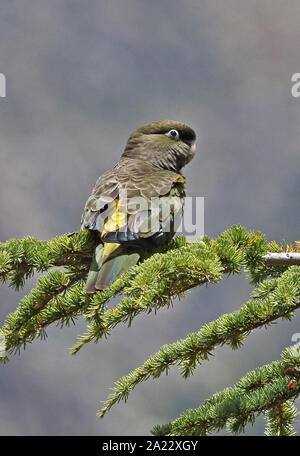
165,129 -> 180,140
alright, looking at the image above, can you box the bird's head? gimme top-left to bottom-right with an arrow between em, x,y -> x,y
122,120 -> 196,172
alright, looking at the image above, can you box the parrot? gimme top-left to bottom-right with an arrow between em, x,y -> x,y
81,120 -> 196,293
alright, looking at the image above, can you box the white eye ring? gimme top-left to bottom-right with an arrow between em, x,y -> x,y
165,129 -> 180,140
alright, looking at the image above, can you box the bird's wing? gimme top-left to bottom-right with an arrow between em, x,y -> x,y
81,159 -> 185,244
81,168 -> 119,230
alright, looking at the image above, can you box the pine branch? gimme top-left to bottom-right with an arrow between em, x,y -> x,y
264,401 -> 299,436
150,345 -> 300,436
71,241 -> 226,354
1,226 -> 296,359
262,253 -> 300,266
1,268 -> 89,354
0,226 -> 295,292
0,225 -> 299,434
97,266 -> 300,417
72,226 -> 276,354
0,231 -> 95,290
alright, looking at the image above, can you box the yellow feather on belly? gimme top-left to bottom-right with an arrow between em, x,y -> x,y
102,198 -> 128,235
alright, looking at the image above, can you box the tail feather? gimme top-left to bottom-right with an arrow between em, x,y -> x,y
84,243 -> 104,293
85,242 -> 140,293
95,250 -> 140,290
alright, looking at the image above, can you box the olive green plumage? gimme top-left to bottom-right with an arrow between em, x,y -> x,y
82,120 -> 196,293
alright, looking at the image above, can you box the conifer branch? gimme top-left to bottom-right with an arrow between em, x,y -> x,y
71,242 -> 226,354
262,253 -> 300,266
98,266 -> 300,418
1,269 -> 89,354
264,401 -> 299,436
150,345 -> 300,436
0,226 -> 296,358
0,225 -> 299,435
1,283 -> 88,356
72,226 -> 276,354
0,231 -> 95,290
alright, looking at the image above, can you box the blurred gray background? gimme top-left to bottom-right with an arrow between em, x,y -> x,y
0,0 -> 299,435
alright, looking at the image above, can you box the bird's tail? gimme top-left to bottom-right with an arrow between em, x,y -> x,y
85,242 -> 140,293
